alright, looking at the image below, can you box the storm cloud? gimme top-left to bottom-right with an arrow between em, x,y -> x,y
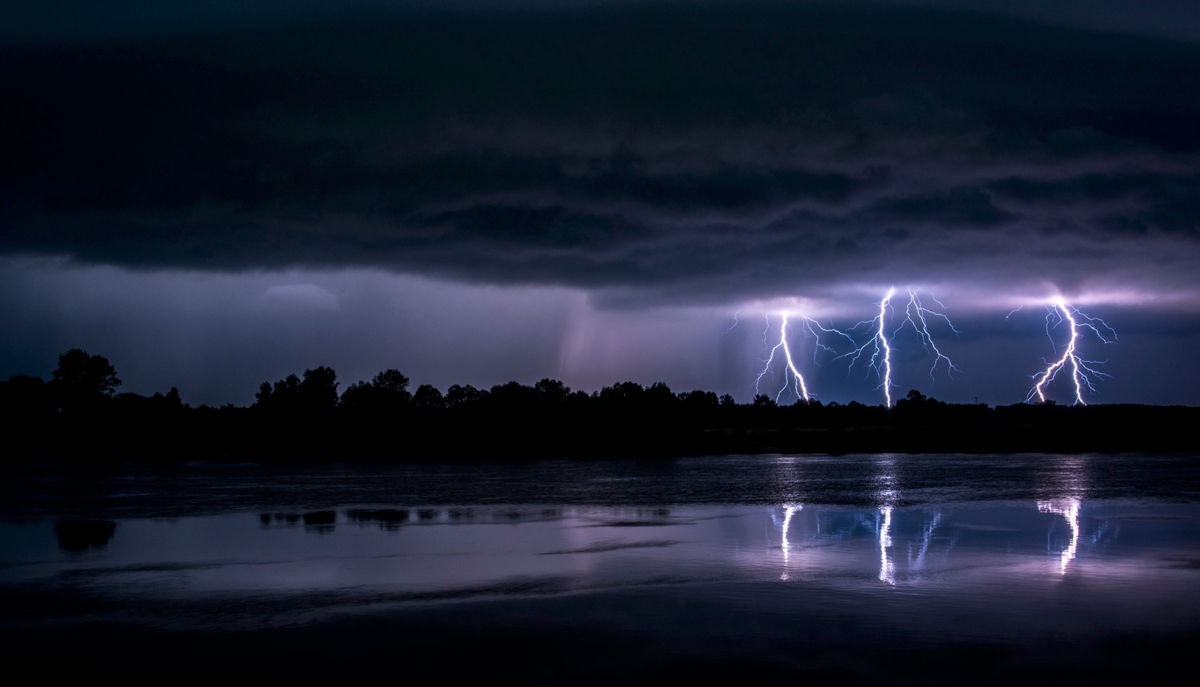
2,1 -> 1198,309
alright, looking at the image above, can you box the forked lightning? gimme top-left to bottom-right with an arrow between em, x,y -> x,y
1025,298 -> 1117,405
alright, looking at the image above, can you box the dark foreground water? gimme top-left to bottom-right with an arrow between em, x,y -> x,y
3,454 -> 1199,683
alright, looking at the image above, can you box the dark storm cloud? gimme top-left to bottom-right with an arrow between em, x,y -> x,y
8,1 -> 1200,44
2,1 -> 1200,306
988,173 -> 1200,236
869,189 -> 1015,228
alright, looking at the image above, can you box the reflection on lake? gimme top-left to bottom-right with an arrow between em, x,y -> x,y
3,498 -> 1198,627
2,454 -> 1199,681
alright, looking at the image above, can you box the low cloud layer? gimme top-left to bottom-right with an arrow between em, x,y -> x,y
4,261 -> 1198,407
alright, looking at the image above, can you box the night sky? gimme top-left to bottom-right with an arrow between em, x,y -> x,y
2,0 -> 1199,406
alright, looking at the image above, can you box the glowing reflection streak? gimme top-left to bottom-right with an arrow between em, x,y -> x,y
1038,498 -> 1081,574
874,455 -> 898,585
1026,299 -> 1117,405
780,504 -> 801,580
913,512 -> 942,570
878,506 -> 895,585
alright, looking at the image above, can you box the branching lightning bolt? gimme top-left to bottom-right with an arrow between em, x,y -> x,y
756,314 -> 857,403
756,314 -> 810,402
750,289 -> 960,405
803,317 -> 857,364
836,288 -> 898,406
899,289 -> 961,382
722,310 -> 740,335
1026,298 -> 1117,405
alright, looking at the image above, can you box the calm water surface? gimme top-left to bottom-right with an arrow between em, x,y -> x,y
3,453 -> 1199,682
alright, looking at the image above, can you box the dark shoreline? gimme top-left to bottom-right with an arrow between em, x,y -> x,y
10,353 -> 1198,461
6,402 -> 1198,462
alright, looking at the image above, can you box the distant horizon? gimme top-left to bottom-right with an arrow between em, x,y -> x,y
8,346 -> 1198,410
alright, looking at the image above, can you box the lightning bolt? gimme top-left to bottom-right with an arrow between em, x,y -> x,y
756,313 -> 810,402
753,289 -> 958,406
756,313 -> 857,403
899,289 -> 961,382
1026,298 -> 1117,405
722,310 -> 740,334
836,287 -> 898,406
803,316 -> 858,364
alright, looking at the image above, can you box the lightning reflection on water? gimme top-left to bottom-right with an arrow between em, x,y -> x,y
780,504 -> 800,580
1038,498 -> 1081,574
911,512 -> 943,571
878,507 -> 895,585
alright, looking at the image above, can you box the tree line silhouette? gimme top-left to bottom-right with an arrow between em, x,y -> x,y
2,349 -> 1197,460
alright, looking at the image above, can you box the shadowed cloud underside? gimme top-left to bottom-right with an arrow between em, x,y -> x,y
1,2 -> 1198,309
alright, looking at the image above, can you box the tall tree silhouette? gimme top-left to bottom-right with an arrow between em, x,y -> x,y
412,384 -> 445,410
51,349 -> 120,409
340,369 -> 411,411
300,367 -> 339,411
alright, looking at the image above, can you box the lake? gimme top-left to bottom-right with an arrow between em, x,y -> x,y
2,454 -> 1198,683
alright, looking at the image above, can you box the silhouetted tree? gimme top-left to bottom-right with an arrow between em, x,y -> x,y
300,367 -> 339,410
271,374 -> 302,411
445,384 -> 486,409
565,389 -> 592,411
339,381 -> 374,409
678,390 -> 719,407
1,374 -> 51,417
162,387 -> 182,407
412,384 -> 445,410
646,382 -> 677,409
6,346 -> 1198,462
112,387 -> 186,416
600,381 -> 645,405
372,369 -> 411,400
50,349 -> 121,409
255,382 -> 273,408
341,369 -> 412,411
534,378 -> 569,404
488,381 -> 537,412
753,394 -> 777,408
4,374 -> 44,391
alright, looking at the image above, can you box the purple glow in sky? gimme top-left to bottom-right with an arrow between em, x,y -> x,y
1,259 -> 1197,407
